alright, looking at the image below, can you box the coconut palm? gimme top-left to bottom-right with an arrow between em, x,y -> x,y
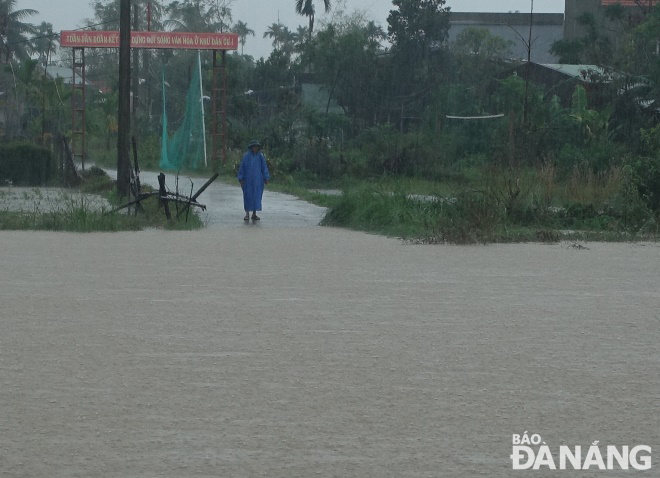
87,0 -> 164,32
295,0 -> 330,41
279,26 -> 296,59
263,22 -> 286,49
31,22 -> 57,62
164,0 -> 232,33
293,25 -> 309,54
364,20 -> 385,47
232,20 -> 254,55
214,1 -> 233,33
164,0 -> 214,32
0,0 -> 37,62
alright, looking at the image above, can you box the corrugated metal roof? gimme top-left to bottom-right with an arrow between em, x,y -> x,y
541,64 -> 613,82
42,66 -> 91,86
301,84 -> 343,115
450,12 -> 564,26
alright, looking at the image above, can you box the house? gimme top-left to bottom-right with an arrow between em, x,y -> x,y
497,62 -> 615,107
300,83 -> 343,115
38,65 -> 95,89
449,12 -> 565,63
565,0 -> 659,45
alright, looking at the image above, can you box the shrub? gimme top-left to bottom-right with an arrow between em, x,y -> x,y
135,135 -> 162,170
321,185 -> 507,244
556,142 -> 626,176
430,191 -> 505,243
609,166 -> 655,231
289,140 -> 339,177
628,156 -> 660,212
81,166 -> 107,179
0,142 -> 54,185
79,166 -> 115,193
344,125 -> 448,180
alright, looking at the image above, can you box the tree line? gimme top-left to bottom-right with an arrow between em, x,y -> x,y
0,0 -> 659,224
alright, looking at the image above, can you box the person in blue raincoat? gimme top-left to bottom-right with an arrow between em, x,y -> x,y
238,140 -> 270,221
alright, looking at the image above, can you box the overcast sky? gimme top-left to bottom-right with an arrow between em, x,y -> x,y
17,0 -> 564,59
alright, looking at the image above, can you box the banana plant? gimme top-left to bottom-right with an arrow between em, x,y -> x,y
569,84 -> 612,144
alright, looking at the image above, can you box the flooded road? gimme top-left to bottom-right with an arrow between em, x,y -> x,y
1,227 -> 658,477
134,170 -> 327,228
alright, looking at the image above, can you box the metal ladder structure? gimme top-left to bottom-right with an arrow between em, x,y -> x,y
71,47 -> 86,170
61,30 -> 237,173
212,50 -> 227,165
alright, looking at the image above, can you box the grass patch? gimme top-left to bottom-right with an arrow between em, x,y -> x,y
318,167 -> 660,244
321,185 -> 450,239
320,186 -> 520,243
84,146 -> 660,243
0,202 -> 141,232
0,167 -> 204,232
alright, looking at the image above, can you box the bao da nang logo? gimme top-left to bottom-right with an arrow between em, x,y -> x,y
511,432 -> 652,470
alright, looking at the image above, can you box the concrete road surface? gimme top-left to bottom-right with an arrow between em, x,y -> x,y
133,170 -> 327,228
1,227 -> 658,477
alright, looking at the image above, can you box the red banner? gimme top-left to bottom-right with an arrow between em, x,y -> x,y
60,31 -> 239,50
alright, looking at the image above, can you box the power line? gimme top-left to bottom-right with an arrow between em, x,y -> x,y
446,114 -> 505,120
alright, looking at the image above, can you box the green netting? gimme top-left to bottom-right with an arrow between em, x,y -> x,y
160,55 -> 206,170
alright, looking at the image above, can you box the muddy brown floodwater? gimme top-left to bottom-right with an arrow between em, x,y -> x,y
0,228 -> 658,477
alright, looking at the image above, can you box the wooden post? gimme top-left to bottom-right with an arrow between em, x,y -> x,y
131,136 -> 143,213
117,0 -> 131,197
158,173 -> 171,220
509,110 -> 516,170
131,136 -> 141,194
222,50 -> 227,164
132,2 -> 139,118
212,51 -> 219,167
176,172 -> 219,218
58,135 -> 64,185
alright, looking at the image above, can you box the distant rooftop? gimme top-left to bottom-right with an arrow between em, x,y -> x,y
540,64 -> 614,82
600,0 -> 658,6
448,12 -> 564,63
41,65 -> 91,86
450,12 -> 564,26
301,84 -> 343,115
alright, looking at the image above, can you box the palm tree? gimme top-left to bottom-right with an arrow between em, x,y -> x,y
364,20 -> 385,47
164,0 -> 232,33
87,0 -> 164,32
31,22 -> 57,62
279,26 -> 296,59
263,22 -> 286,49
232,20 -> 254,55
295,0 -> 330,41
293,25 -> 309,54
164,0 -> 213,32
0,0 -> 37,62
214,0 -> 233,33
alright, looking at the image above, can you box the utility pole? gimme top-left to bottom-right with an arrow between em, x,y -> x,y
132,2 -> 139,118
523,0 -> 534,126
145,2 -> 152,120
117,0 -> 131,197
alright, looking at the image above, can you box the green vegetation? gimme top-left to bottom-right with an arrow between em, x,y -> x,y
0,167 -> 204,232
2,0 -> 660,241
0,142 -> 55,185
0,196 -> 143,232
320,166 -> 657,244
